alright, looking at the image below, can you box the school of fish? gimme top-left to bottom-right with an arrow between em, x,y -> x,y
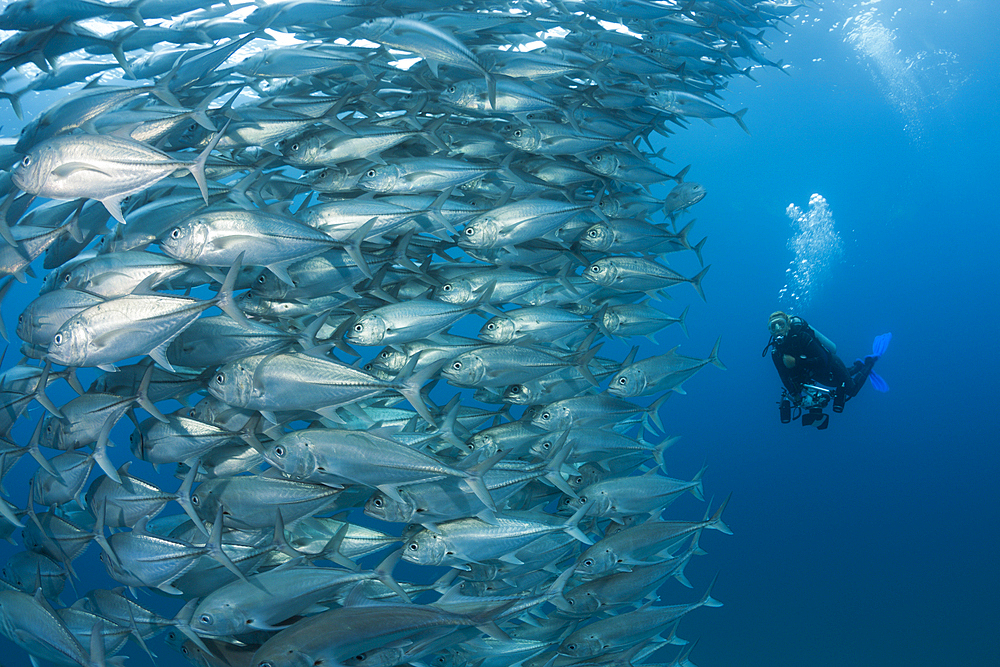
0,0 -> 799,665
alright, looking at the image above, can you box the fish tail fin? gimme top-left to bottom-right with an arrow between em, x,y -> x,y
689,463 -> 707,501
397,353 -> 446,428
0,91 -> 23,120
643,391 -> 671,433
27,415 -> 61,479
343,217 -> 376,279
213,251 -> 251,327
674,218 -> 696,250
92,419 -> 121,484
688,264 -> 710,301
460,469 -> 497,513
707,493 -> 733,535
690,236 -> 707,268
573,338 -> 602,387
319,522 -> 360,571
171,599 -> 214,654
698,572 -> 723,608
543,431 -> 578,497
677,305 -> 690,337
189,119 -> 230,204
136,363 -> 167,423
374,549 -> 411,602
733,108 -> 751,135
671,536 -> 699,589
652,435 -> 680,473
174,462 -> 210,537
32,360 -> 64,422
562,499 -> 595,545
204,504 -> 251,585
708,336 -> 726,370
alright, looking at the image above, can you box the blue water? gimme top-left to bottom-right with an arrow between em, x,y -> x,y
648,2 -> 1000,665
0,1 -> 998,666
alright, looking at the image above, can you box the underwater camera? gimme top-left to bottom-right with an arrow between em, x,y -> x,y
780,384 -> 833,429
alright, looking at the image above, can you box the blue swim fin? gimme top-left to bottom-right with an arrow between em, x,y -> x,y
868,370 -> 889,393
872,332 -> 892,358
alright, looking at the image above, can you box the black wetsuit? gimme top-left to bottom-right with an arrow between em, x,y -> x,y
771,317 -> 858,400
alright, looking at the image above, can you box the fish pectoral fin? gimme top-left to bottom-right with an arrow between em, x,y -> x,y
147,337 -> 177,373
101,197 -> 127,224
51,162 -> 113,178
498,552 -> 524,565
267,262 -> 295,286
315,405 -> 347,423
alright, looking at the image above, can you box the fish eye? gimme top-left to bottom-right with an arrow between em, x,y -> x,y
273,445 -> 285,457
191,495 -> 199,505
442,284 -> 452,291
355,655 -> 366,662
318,170 -> 328,178
452,362 -> 461,370
593,154 -> 602,161
21,156 -> 29,166
567,644 -> 577,652
170,228 -> 181,239
618,377 -> 627,384
466,443 -> 475,451
53,334 -> 62,345
447,85 -> 456,93
579,496 -> 587,503
199,614 -> 212,625
215,373 -> 225,384
509,386 -> 520,394
17,315 -> 22,323
372,497 -> 383,508
513,130 -> 521,137
256,275 -> 266,284
408,542 -> 418,550
379,351 -> 390,358
590,265 -> 601,272
588,229 -> 599,237
464,227 -> 475,235
568,598 -> 575,605
354,324 -> 364,332
366,169 -> 376,177
290,143 -> 299,152
541,440 -> 551,449
63,273 -> 71,282
583,558 -> 593,567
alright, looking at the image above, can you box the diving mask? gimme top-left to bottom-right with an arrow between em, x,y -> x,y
768,311 -> 790,337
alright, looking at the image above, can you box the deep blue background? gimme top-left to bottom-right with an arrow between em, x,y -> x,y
0,1 -> 998,666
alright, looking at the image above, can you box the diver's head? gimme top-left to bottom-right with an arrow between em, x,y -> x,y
768,311 -> 790,337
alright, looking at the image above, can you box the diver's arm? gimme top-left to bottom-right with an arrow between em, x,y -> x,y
773,350 -> 801,395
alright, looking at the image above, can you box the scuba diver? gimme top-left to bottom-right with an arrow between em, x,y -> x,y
764,311 -> 891,429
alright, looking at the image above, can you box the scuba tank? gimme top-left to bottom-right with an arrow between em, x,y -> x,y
810,327 -> 837,355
